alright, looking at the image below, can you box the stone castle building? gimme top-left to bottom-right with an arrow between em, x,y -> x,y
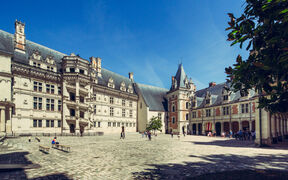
0,21 -> 287,145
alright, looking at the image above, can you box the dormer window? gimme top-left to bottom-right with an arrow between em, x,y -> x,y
222,86 -> 230,101
108,77 -> 115,88
31,50 -> 42,61
127,84 -> 133,93
205,92 -> 211,105
120,81 -> 126,91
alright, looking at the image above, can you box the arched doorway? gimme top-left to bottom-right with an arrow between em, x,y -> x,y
192,124 -> 196,135
242,121 -> 249,131
232,121 -> 239,133
198,123 -> 202,135
215,122 -> 221,136
224,122 -> 230,133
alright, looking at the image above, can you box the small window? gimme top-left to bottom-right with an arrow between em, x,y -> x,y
38,120 -> 42,127
108,122 -> 111,127
79,69 -> 84,74
46,120 -> 50,127
110,97 -> 114,104
186,102 -> 189,109
129,110 -> 132,118
98,122 -> 101,127
186,113 -> 189,120
110,107 -> 114,116
70,68 -> 75,73
58,120 -> 61,127
129,101 -> 132,107
33,120 -> 37,127
122,109 -> 125,117
70,92 -> 76,101
113,122 -> 116,127
80,111 -> 84,118
51,120 -> 54,127
122,100 -> 126,106
117,122 -> 120,127
172,117 -> 175,124
223,95 -> 228,101
80,96 -> 85,103
70,109 -> 75,116
172,105 -> 175,112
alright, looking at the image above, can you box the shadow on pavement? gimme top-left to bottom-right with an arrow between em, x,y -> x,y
132,153 -> 288,180
0,152 -> 71,180
187,138 -> 288,150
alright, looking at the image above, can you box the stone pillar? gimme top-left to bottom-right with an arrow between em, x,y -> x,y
249,121 -> 252,132
271,115 -> 276,137
239,120 -> 242,131
202,122 -> 205,135
6,108 -> 12,133
221,122 -> 224,134
0,108 -> 5,133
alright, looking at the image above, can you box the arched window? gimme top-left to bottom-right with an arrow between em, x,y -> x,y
172,117 -> 175,124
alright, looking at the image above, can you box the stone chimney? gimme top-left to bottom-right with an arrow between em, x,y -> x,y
209,82 -> 216,87
90,56 -> 102,77
14,20 -> 26,53
129,72 -> 134,81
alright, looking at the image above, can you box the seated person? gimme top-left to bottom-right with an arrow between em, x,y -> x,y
52,137 -> 59,145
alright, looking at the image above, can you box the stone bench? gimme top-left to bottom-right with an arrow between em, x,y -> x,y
52,144 -> 71,152
39,145 -> 50,153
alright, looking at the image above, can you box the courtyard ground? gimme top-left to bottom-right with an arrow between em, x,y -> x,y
0,133 -> 288,180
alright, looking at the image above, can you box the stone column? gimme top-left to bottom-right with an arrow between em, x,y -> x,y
249,121 -> 252,132
221,122 -> 224,134
271,115 -> 276,137
239,120 -> 242,131
0,108 -> 6,133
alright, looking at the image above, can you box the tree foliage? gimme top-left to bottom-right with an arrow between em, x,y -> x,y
225,0 -> 288,113
146,116 -> 162,132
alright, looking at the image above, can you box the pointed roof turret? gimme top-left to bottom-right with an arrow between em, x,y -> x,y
174,63 -> 187,88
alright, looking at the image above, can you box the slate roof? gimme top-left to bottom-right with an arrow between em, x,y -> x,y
136,83 -> 168,111
195,82 -> 256,108
0,29 -> 136,94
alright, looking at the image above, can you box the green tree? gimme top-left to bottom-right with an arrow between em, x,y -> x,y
146,116 -> 162,134
225,0 -> 288,113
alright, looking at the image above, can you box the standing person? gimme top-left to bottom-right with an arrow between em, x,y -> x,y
229,130 -> 233,138
148,131 -> 151,141
28,137 -> 31,142
170,129 -> 173,138
120,126 -> 125,139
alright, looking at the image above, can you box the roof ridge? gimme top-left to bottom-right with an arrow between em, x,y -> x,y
102,68 -> 132,82
27,40 -> 67,56
137,83 -> 168,91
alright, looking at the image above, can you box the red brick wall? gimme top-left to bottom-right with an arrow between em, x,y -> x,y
232,105 -> 238,114
216,107 -> 220,116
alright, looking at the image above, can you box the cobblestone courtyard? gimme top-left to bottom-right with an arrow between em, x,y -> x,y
1,133 -> 288,179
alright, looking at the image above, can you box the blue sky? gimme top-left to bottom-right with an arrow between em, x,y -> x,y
0,0 -> 248,90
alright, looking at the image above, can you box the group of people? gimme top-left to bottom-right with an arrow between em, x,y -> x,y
234,130 -> 256,141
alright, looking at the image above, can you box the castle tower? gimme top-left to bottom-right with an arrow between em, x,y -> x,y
166,64 -> 195,134
14,20 -> 26,53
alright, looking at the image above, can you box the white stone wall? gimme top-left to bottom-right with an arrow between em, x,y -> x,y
12,75 -> 62,133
